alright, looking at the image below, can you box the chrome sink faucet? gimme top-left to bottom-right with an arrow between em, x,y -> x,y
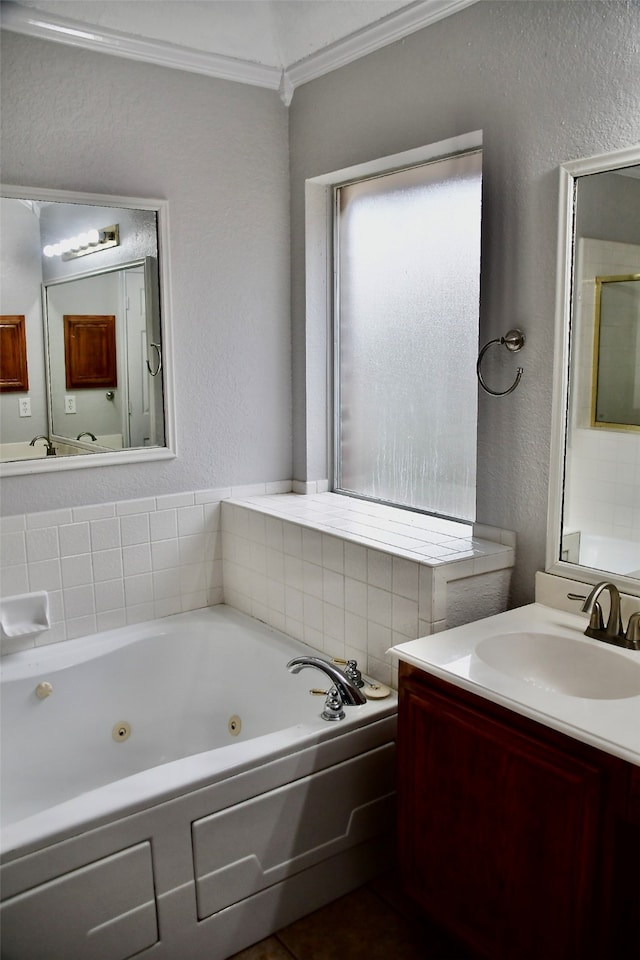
576,582 -> 640,650
287,656 -> 367,720
29,435 -> 56,456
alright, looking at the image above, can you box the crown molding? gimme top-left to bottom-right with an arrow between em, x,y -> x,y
0,1 -> 282,90
286,0 -> 478,90
0,0 -> 478,104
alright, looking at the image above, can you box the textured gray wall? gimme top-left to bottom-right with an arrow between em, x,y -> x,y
2,3 -> 639,606
0,30 -> 291,515
288,0 -> 640,606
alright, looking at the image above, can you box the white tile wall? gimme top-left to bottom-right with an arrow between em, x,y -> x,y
222,494 -> 515,687
0,481 -> 294,654
2,485 -> 514,688
0,487 -> 235,653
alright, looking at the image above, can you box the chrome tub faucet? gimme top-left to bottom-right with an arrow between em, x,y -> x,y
287,656 -> 367,721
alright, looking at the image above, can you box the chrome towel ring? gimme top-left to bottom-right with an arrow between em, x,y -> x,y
476,329 -> 525,397
146,342 -> 162,377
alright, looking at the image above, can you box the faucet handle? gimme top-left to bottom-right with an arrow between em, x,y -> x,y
321,686 -> 345,722
333,656 -> 365,689
344,659 -> 365,689
567,593 -> 604,634
626,613 -> 640,651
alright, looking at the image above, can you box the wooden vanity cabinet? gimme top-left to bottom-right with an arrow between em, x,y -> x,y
397,662 -> 640,960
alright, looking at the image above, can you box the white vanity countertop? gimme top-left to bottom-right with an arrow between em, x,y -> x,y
390,603 -> 640,766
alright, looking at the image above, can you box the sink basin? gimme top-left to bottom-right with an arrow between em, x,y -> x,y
475,632 -> 640,700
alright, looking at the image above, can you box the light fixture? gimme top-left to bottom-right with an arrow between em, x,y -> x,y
43,224 -> 120,260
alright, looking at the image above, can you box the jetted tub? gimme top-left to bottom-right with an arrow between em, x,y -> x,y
0,605 -> 397,960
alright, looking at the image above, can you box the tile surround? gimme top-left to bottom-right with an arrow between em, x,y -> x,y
0,481 -> 287,651
1,487 -> 515,684
0,486 -> 234,653
222,493 -> 515,686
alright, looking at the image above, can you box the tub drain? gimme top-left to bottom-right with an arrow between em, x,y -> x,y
228,715 -> 242,737
113,721 -> 131,742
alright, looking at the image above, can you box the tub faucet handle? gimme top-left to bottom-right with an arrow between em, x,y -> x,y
322,686 -> 345,722
345,659 -> 365,689
333,656 -> 365,689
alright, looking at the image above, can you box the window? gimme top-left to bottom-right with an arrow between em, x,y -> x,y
333,147 -> 482,522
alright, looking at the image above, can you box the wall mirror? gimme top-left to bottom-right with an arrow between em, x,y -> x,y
548,143 -> 640,596
0,186 -> 175,476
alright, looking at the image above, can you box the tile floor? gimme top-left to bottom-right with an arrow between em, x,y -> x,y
227,873 -> 474,960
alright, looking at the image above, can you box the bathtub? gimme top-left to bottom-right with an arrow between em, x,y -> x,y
579,534 -> 640,577
0,605 -> 397,960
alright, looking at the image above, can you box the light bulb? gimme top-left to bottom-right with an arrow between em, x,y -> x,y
43,245 -> 55,257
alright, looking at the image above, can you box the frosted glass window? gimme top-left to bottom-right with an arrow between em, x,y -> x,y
335,150 -> 482,521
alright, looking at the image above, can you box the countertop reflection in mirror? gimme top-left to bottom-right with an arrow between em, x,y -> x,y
0,186 -> 175,476
548,144 -> 640,596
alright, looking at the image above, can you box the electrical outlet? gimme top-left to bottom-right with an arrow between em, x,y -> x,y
19,397 -> 31,417
64,395 -> 77,414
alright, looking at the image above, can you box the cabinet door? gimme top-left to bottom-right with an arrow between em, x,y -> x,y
0,315 -> 29,391
64,314 -> 117,388
398,679 -> 608,960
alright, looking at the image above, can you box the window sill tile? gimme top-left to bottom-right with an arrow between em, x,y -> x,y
226,493 -> 515,572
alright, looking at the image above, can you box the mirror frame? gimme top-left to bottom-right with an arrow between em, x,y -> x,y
0,185 -> 176,476
547,143 -> 640,597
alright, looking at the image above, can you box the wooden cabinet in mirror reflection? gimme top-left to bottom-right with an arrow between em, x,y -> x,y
63,315 -> 117,389
0,315 -> 29,392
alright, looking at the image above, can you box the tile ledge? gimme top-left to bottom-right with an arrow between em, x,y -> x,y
225,492 -> 515,571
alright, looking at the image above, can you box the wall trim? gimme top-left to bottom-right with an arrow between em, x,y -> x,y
0,1 -> 282,91
286,0 -> 478,92
1,0 -> 478,104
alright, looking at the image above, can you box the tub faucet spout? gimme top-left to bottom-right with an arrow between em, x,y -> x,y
287,656 -> 367,706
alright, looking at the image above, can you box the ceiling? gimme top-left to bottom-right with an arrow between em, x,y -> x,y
0,0 -> 478,101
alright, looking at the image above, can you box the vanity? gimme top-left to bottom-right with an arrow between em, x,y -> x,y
392,596 -> 640,960
391,139 -> 640,960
